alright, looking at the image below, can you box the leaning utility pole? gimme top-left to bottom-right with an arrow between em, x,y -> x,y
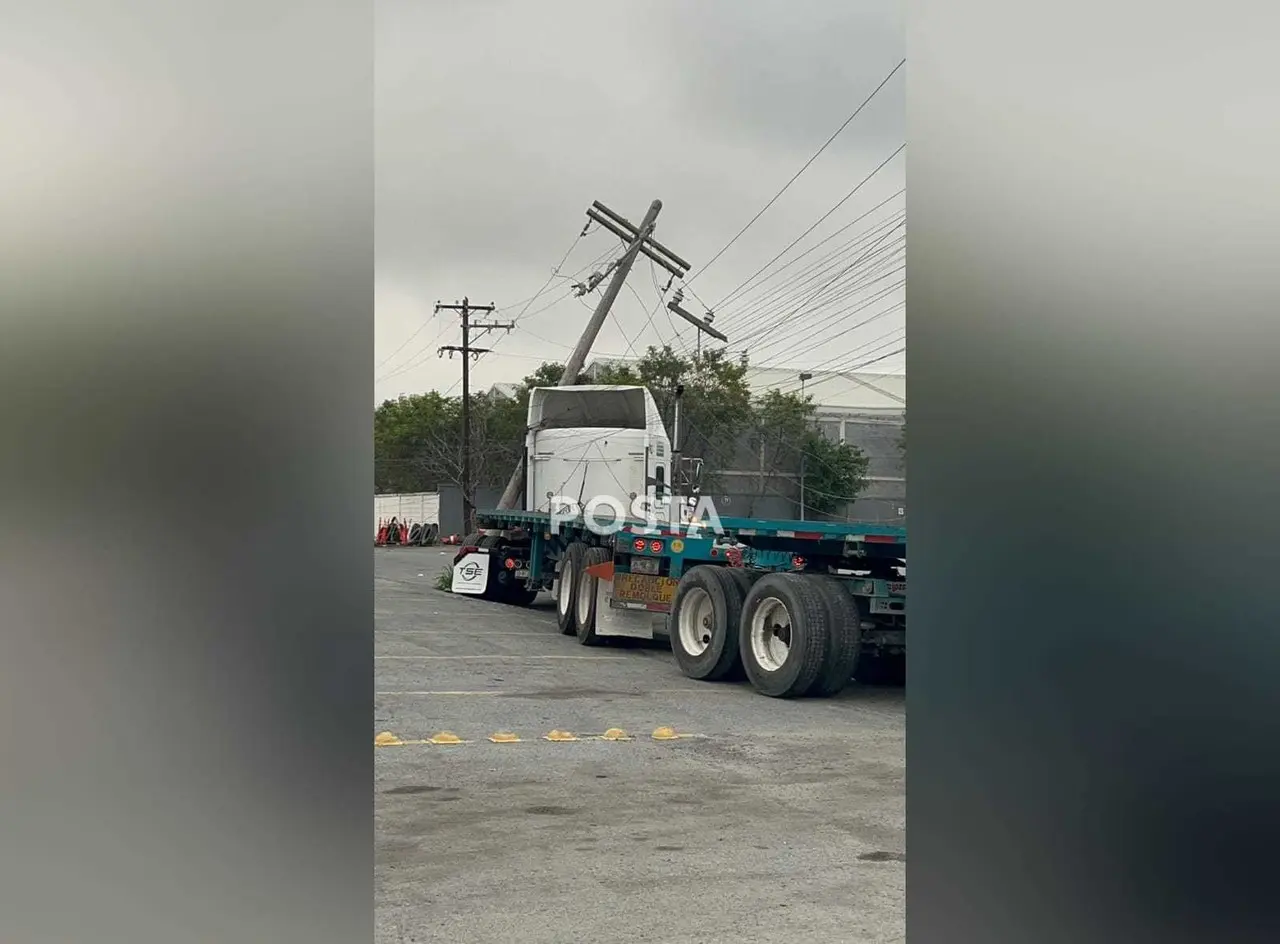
496,197 -> 724,511
435,297 -> 513,532
559,199 -> 663,383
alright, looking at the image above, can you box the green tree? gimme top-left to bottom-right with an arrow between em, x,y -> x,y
374,391 -> 457,493
746,389 -> 871,518
800,431 -> 870,517
517,361 -> 566,392
594,346 -> 754,493
374,388 -> 527,496
466,389 -> 526,490
746,390 -> 812,515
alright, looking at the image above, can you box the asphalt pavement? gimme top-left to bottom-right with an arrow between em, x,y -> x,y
375,546 -> 906,944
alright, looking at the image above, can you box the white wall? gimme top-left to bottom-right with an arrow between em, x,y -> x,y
375,492 -> 439,531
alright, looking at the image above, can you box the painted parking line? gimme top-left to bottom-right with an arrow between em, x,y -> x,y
377,690 -> 511,696
375,655 -> 626,661
376,630 -> 561,636
375,687 -> 711,696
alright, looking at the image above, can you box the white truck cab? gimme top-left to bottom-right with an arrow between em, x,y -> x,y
524,385 -> 671,517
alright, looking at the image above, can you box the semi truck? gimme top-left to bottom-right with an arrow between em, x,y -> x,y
451,384 -> 906,697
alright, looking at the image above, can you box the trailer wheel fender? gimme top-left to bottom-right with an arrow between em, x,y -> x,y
738,573 -> 830,698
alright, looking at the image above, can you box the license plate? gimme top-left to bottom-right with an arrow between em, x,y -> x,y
629,557 -> 660,576
515,569 -> 530,578
611,573 -> 678,606
871,598 -> 906,615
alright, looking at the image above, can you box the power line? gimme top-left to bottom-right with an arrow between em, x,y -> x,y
621,279 -> 674,357
722,220 -> 906,345
376,322 -> 453,383
509,222 -> 597,323
713,188 -> 905,312
751,292 -> 906,365
515,245 -> 619,322
713,206 -> 906,326
702,142 -> 905,314
684,58 -> 906,286
763,319 -> 905,374
377,239 -> 612,388
378,244 -> 619,391
377,317 -> 432,371
762,312 -> 906,378
772,336 -> 907,394
653,262 -> 695,355
731,257 -> 906,352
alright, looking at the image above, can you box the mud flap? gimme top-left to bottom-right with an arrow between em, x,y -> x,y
594,574 -> 666,639
451,552 -> 490,595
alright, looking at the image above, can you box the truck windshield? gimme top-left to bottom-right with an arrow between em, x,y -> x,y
530,387 -> 648,430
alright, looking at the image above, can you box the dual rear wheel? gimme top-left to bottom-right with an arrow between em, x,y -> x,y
556,542 -> 608,645
669,567 -> 866,698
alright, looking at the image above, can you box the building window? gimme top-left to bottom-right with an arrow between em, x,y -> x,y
818,420 -> 842,443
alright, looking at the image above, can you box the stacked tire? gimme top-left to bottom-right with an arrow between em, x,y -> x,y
668,568 -> 865,698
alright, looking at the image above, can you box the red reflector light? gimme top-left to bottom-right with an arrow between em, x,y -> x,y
649,540 -> 663,553
792,556 -> 805,568
633,538 -> 646,552
504,558 -> 516,570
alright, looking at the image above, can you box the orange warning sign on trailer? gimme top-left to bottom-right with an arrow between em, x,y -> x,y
610,573 -> 678,606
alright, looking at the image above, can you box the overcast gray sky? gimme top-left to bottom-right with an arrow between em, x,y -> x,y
376,0 -> 905,403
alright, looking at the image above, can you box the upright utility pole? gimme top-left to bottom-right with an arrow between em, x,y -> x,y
799,452 -> 807,521
435,297 -> 513,532
498,196 -> 717,511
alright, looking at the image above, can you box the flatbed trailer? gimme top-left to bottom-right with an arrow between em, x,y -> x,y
452,508 -> 907,697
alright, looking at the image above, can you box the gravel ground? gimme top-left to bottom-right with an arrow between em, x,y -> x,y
375,547 -> 905,944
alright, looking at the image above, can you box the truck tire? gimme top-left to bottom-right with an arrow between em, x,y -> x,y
738,573 -> 830,698
669,566 -> 744,681
574,546 -> 610,645
808,577 -> 865,697
557,542 -> 586,634
486,560 -> 511,602
507,586 -> 538,607
723,567 -> 756,598
719,569 -> 756,679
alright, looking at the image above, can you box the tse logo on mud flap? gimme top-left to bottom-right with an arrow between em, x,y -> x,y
452,553 -> 490,595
